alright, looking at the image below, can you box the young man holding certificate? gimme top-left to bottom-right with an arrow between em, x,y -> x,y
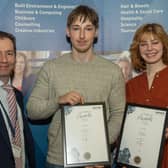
27,5 -> 125,168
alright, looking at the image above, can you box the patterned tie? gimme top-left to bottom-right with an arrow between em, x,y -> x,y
3,85 -> 22,168
3,86 -> 17,128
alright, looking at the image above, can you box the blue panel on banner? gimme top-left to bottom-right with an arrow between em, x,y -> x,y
0,0 -> 167,52
0,0 -> 104,51
103,0 -> 168,51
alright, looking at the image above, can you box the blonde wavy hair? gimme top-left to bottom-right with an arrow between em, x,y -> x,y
129,23 -> 168,72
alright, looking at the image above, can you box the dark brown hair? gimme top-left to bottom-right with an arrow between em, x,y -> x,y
67,5 -> 99,29
0,31 -> 16,56
0,31 -> 16,79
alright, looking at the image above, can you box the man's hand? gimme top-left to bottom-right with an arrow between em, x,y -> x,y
58,91 -> 84,105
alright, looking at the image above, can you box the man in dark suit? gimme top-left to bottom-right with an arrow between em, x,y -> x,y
0,31 -> 36,168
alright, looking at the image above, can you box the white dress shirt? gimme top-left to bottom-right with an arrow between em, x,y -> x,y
0,80 -> 25,168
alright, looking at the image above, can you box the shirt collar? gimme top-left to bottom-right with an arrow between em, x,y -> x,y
0,79 -> 11,87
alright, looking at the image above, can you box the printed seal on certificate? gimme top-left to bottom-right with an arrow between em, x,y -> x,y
84,152 -> 91,160
134,156 -> 141,164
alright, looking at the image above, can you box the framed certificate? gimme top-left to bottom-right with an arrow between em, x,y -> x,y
116,103 -> 168,168
61,102 -> 111,167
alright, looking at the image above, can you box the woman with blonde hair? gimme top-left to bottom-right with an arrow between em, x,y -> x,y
126,23 -> 168,168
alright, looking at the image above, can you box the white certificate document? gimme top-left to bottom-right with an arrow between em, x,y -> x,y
117,104 -> 167,168
62,103 -> 110,167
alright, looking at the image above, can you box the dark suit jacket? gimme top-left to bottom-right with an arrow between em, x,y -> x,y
0,88 -> 36,168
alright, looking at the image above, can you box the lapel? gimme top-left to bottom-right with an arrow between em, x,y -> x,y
0,108 -> 13,150
0,87 -> 11,147
0,87 -> 8,113
0,87 -> 23,150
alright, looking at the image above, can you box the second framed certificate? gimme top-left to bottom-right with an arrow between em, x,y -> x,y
61,102 -> 110,167
116,103 -> 168,168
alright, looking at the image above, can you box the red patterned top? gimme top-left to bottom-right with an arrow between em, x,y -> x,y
126,66 -> 168,168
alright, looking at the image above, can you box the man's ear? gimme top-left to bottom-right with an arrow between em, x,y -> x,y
93,29 -> 98,44
95,29 -> 98,38
66,28 -> 70,37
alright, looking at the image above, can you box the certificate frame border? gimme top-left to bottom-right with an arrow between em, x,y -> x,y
61,102 -> 111,167
116,103 -> 168,168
